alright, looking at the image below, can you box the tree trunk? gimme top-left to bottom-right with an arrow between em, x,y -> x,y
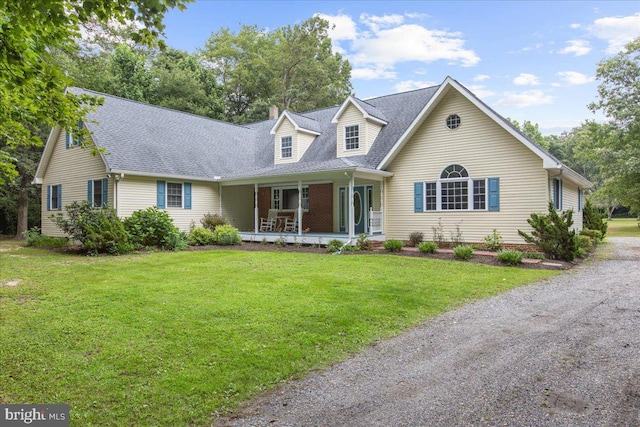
15,183 -> 29,239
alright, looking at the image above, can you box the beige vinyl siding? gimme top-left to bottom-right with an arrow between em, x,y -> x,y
220,184 -> 255,231
385,89 -> 549,244
337,104 -> 367,157
118,175 -> 220,232
274,118 -> 297,164
366,121 -> 383,152
298,132 -> 316,160
41,129 -> 110,236
559,179 -> 583,230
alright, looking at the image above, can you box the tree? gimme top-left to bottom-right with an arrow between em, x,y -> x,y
507,119 -> 549,149
201,16 -> 352,123
586,37 -> 640,214
0,0 -> 192,184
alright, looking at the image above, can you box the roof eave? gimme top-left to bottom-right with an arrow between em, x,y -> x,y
108,169 -> 221,182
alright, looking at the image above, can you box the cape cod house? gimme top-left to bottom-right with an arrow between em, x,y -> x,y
34,77 -> 592,245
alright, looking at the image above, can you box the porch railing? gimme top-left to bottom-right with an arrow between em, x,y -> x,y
369,209 -> 383,234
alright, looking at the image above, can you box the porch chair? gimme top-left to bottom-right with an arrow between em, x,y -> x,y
284,210 -> 300,233
260,209 -> 278,232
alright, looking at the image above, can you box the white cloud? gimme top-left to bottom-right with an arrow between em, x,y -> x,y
570,23 -> 581,29
351,67 -> 397,80
513,73 -> 541,86
316,13 -> 358,41
590,12 -> 640,54
495,90 -> 554,108
350,24 -> 480,68
394,80 -> 439,92
557,71 -> 595,85
360,13 -> 405,31
473,74 -> 490,82
558,39 -> 591,56
467,85 -> 495,98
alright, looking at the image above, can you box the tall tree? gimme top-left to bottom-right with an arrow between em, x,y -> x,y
201,16 -> 352,123
0,0 -> 191,184
586,37 -> 640,214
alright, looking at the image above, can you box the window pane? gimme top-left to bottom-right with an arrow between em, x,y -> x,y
345,125 -> 359,150
93,179 -> 102,208
51,185 -> 59,210
167,183 -> 182,208
425,182 -> 437,211
441,181 -> 468,210
441,164 -> 469,179
281,136 -> 292,158
473,179 -> 486,210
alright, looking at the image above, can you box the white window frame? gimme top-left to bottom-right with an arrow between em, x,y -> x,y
167,182 -> 183,208
344,124 -> 360,150
49,184 -> 61,210
422,165 -> 488,212
271,186 -> 309,211
280,135 -> 293,159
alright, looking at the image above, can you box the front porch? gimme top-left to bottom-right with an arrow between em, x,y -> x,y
220,169 -> 391,244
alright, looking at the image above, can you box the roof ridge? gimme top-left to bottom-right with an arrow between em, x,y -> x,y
68,87 -> 253,130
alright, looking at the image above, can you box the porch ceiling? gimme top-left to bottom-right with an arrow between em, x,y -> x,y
220,168 -> 392,186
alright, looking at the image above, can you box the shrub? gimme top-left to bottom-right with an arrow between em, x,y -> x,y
164,230 -> 189,251
497,249 -> 523,265
483,229 -> 504,251
326,239 -> 343,253
342,245 -> 359,252
409,231 -> 424,247
580,229 -> 603,243
23,228 -> 69,248
123,206 -> 179,249
383,239 -> 403,252
51,201 -> 126,254
432,219 -> 445,245
212,224 -> 241,246
417,241 -> 438,254
521,251 -> 545,260
449,221 -> 464,246
518,202 -> 580,262
201,212 -> 227,231
23,227 -> 42,246
576,235 -> 593,251
189,227 -> 217,246
357,233 -> 373,251
583,199 -> 608,237
453,245 -> 473,260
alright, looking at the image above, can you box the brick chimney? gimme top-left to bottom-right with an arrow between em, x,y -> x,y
269,105 -> 279,120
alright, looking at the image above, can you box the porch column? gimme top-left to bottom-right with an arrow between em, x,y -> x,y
297,180 -> 303,236
348,174 -> 355,239
219,184 -> 223,216
380,179 -> 384,234
254,183 -> 258,233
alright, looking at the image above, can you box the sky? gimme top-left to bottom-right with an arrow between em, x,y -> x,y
161,1 -> 640,135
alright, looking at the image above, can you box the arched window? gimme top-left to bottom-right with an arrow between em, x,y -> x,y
416,164 -> 499,212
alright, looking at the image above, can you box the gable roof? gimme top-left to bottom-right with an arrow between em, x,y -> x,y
34,78 -> 591,188
269,110 -> 321,136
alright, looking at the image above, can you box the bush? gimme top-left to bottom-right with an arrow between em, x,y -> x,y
483,229 -> 504,251
497,249 -> 523,265
212,224 -> 241,246
383,239 -> 403,252
583,199 -> 608,238
409,231 -> 424,247
23,227 -> 69,248
326,239 -> 343,253
164,230 -> 189,251
123,206 -> 179,249
356,233 -> 373,251
189,227 -> 217,246
51,201 -> 126,254
518,202 -> 580,262
521,251 -> 545,260
576,234 -> 593,251
201,212 -> 227,231
23,227 -> 42,246
453,245 -> 473,260
417,241 -> 438,254
580,228 -> 603,243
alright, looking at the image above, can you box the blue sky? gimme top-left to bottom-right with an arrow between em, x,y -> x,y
162,1 -> 640,135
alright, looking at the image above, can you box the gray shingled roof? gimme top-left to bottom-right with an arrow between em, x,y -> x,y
69,85 -> 440,180
351,97 -> 389,123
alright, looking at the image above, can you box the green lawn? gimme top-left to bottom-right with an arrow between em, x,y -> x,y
606,217 -> 640,237
1,244 -> 558,426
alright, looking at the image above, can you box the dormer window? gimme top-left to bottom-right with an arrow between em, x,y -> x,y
345,125 -> 360,150
281,136 -> 292,159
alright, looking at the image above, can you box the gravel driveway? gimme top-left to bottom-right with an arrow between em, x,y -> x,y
216,237 -> 640,427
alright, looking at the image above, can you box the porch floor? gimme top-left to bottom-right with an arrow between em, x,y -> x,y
239,231 -> 386,245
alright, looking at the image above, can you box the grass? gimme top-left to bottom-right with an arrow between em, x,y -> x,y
606,217 -> 640,238
0,243 -> 558,426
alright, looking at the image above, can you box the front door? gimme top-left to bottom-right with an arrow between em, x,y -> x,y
339,185 -> 374,234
